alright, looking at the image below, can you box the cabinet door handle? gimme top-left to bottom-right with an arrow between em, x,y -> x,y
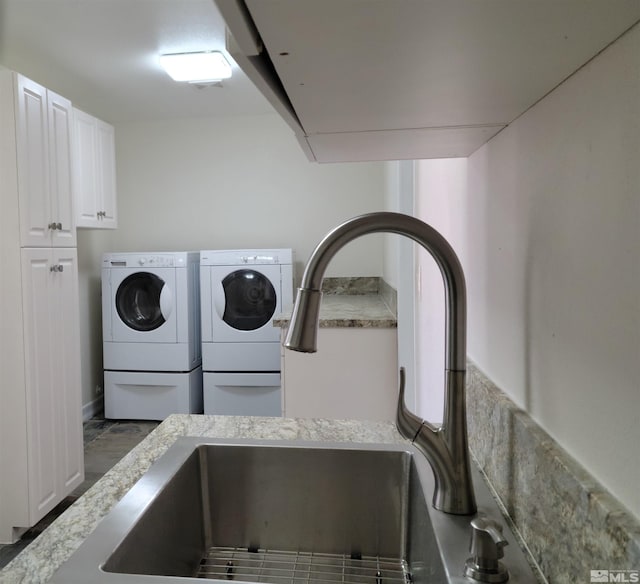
49,264 -> 64,273
56,222 -> 62,230
48,222 -> 58,230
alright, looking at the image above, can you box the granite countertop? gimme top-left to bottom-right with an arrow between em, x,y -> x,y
274,295 -> 397,329
0,415 -> 403,584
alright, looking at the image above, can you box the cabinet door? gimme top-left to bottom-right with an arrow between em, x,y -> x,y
15,75 -> 51,247
20,249 -> 60,522
73,109 -> 117,229
73,108 -> 99,227
96,120 -> 117,228
50,249 -> 84,493
47,90 -> 76,247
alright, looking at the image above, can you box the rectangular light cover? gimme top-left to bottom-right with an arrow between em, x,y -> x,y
160,51 -> 232,82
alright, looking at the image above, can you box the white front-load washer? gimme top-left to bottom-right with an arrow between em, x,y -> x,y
200,249 -> 293,416
102,251 -> 203,420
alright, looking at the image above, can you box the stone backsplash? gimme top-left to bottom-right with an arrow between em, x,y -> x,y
466,362 -> 640,583
321,276 -> 380,295
321,276 -> 397,314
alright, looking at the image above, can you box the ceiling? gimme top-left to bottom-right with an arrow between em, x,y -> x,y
0,0 -> 275,123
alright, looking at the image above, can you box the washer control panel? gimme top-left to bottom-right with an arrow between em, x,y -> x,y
240,255 -> 278,264
136,255 -> 175,267
103,254 -> 192,268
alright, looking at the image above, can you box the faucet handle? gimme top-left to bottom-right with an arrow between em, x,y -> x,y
464,517 -> 509,582
395,367 -> 423,440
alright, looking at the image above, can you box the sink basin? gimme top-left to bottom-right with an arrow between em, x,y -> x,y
50,438 -> 538,583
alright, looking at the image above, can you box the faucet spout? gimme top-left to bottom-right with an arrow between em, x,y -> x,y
285,212 -> 476,515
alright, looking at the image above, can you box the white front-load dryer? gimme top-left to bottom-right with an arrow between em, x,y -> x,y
102,251 -> 203,420
200,249 -> 293,416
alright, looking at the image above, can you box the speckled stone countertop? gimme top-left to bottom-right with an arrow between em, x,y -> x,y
274,276 -> 397,329
0,416 -> 402,584
274,294 -> 397,329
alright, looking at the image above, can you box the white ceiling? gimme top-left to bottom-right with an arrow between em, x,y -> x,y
0,0 -> 275,123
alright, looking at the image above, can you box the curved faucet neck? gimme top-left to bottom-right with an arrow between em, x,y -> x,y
298,212 -> 467,372
286,212 -> 476,515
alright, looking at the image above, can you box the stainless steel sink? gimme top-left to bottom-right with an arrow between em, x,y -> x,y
50,438 -> 538,583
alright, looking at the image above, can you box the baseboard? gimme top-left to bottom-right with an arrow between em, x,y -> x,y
82,396 -> 104,422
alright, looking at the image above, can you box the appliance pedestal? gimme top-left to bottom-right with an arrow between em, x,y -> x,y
203,372 -> 281,417
104,367 -> 203,421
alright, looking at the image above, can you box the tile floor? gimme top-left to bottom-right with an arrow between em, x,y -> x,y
0,418 -> 159,570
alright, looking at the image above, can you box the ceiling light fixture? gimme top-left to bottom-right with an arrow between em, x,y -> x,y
159,51 -> 232,83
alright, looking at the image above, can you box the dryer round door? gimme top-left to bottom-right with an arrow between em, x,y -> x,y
209,264 -> 282,342
223,269 -> 276,330
110,268 -> 178,343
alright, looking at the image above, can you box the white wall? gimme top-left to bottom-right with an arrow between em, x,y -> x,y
77,112 -> 387,408
415,23 -> 640,519
415,158 -> 468,423
383,162 -> 401,289
77,228 -> 113,417
110,114 -> 386,276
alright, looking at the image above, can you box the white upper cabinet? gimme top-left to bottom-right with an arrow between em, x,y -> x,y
73,108 -> 118,229
13,73 -> 76,246
215,0 -> 640,162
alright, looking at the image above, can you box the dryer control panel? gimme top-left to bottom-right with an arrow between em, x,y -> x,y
200,248 -> 293,266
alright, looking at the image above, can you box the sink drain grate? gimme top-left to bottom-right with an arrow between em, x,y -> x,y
196,547 -> 412,584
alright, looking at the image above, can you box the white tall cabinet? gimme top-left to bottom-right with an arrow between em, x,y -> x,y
0,70 -> 84,543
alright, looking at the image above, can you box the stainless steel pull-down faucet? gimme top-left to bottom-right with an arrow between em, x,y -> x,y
284,212 -> 477,515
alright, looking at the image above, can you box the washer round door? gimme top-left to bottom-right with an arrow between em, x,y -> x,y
116,272 -> 166,331
109,268 -> 178,343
